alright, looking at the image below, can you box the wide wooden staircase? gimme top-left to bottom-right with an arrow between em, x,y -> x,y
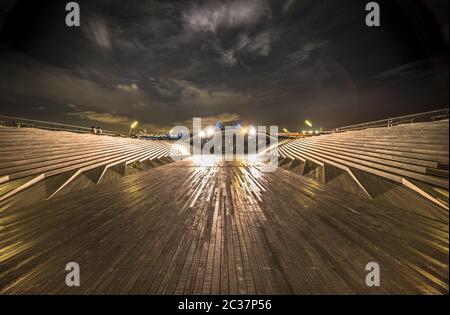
0,126 -> 187,211
276,119 -> 449,220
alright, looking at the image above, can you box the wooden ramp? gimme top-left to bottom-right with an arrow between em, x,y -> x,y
0,158 -> 447,294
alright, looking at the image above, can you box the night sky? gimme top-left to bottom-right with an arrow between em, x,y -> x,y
0,0 -> 448,133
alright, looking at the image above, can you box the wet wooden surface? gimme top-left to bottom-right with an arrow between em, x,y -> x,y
0,157 -> 448,294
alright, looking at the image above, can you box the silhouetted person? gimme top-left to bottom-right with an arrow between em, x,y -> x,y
97,127 -> 102,135
91,126 -> 97,134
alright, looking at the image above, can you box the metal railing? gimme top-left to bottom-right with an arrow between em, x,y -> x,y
0,115 -> 123,137
335,108 -> 449,132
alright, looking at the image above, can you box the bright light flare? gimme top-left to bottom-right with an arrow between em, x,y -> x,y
305,120 -> 312,127
198,130 -> 206,137
206,127 -> 214,137
130,121 -> 138,129
248,126 -> 256,136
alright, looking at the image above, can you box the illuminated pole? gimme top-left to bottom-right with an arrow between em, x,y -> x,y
304,120 -> 313,135
129,121 -> 138,137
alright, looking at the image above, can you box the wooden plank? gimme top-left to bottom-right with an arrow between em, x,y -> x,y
0,157 -> 448,294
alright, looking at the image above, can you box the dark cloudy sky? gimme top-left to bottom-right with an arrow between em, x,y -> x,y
0,0 -> 448,132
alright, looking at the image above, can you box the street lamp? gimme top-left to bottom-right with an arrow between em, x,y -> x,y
129,121 -> 138,137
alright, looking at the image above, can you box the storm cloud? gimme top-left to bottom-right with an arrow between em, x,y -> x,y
0,0 -> 448,133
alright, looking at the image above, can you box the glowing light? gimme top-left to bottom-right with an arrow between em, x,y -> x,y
305,120 -> 312,127
199,130 -> 206,137
129,121 -> 139,137
248,126 -> 256,136
282,128 -> 288,133
241,127 -> 248,134
206,127 -> 214,137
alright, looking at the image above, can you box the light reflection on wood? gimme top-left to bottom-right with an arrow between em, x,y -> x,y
0,157 -> 447,294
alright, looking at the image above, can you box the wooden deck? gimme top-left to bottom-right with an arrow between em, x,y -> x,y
0,157 -> 448,294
